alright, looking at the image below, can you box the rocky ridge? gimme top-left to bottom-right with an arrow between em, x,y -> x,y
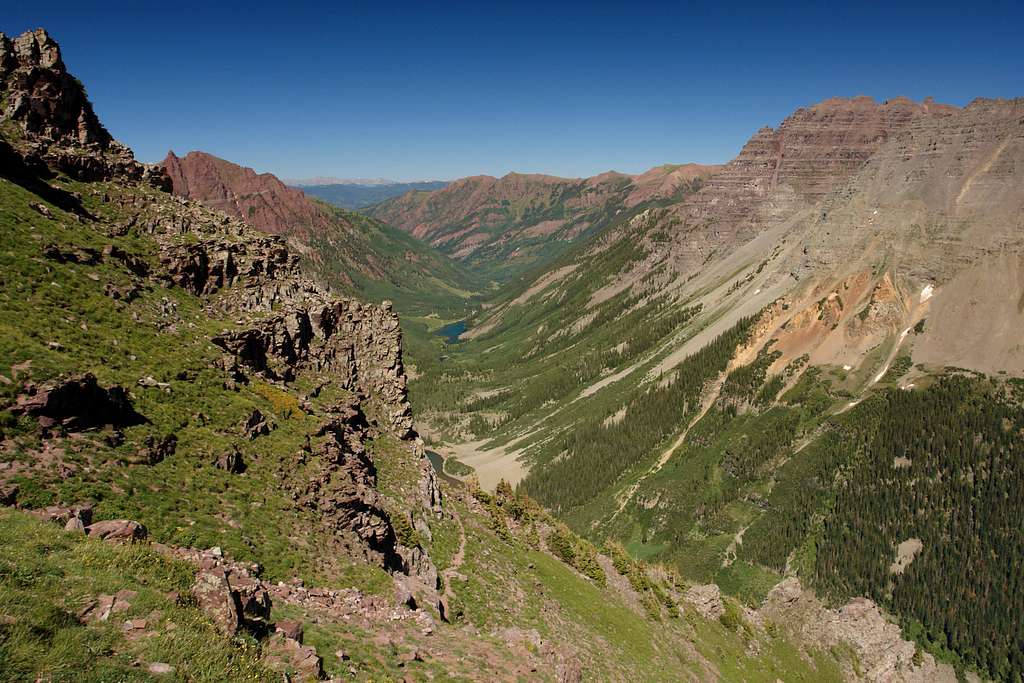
158,149 -> 481,313
0,27 -> 439,606
0,29 -> 165,186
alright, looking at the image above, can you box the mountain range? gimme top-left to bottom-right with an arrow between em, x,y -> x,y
368,164 -> 721,281
160,150 -> 479,320
2,26 -> 1022,683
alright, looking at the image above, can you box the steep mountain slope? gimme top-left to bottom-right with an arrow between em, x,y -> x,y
160,150 -> 480,318
0,28 -> 929,682
412,95 -> 1024,680
295,180 -> 449,210
369,166 -> 720,281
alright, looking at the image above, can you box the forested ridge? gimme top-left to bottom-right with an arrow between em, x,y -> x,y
520,314 -> 756,511
740,376 -> 1024,680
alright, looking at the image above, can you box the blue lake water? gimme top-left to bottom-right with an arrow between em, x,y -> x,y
426,450 -> 463,486
435,320 -> 467,344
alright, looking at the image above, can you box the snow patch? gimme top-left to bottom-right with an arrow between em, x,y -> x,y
842,364 -> 852,371
920,283 -> 934,302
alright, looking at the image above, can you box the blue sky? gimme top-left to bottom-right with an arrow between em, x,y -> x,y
4,1 -> 1022,181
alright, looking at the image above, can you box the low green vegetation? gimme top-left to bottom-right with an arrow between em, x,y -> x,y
0,509 -> 272,682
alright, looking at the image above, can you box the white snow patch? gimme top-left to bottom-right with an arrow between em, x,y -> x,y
753,288 -> 761,295
842,364 -> 852,371
920,284 -> 934,302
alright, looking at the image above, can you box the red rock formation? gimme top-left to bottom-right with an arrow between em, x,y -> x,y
624,163 -> 722,207
162,151 -> 339,239
642,96 -> 960,273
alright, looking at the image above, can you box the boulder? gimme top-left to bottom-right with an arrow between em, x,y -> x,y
136,434 -> 176,465
86,519 -> 147,542
241,408 -> 272,440
263,633 -> 323,682
684,583 -> 724,619
190,561 -> 271,637
227,572 -> 271,625
274,619 -> 304,642
191,567 -> 241,636
78,589 -> 135,623
12,373 -> 144,431
31,503 -> 92,528
214,447 -> 245,474
0,483 -> 18,506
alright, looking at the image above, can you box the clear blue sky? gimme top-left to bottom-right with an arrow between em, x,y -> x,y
5,1 -> 1022,181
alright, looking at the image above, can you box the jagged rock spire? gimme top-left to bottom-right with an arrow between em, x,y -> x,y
0,28 -> 166,186
0,28 -> 112,147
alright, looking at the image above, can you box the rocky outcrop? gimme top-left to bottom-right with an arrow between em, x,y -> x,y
684,583 -> 725,619
760,578 -> 957,682
240,409 -> 272,440
143,200 -> 415,437
0,29 -> 109,147
283,396 -> 440,609
86,519 -> 148,542
210,299 -> 412,435
10,373 -> 144,431
214,447 -> 246,473
289,398 -> 396,555
181,548 -> 272,637
0,29 -> 167,186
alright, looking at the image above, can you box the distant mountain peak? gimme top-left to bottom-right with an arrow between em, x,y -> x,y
286,176 -> 400,187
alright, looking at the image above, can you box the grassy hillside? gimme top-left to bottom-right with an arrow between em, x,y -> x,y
0,136 -> 852,681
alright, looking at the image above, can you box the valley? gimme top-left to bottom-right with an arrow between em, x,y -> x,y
0,20 -> 1022,683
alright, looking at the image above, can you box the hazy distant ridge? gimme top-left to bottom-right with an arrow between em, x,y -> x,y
295,180 -> 450,209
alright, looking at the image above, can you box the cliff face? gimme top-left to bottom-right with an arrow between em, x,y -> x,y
653,96 -> 959,273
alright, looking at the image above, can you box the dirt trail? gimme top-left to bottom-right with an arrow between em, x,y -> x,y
441,507 -> 468,607
609,374 -> 726,521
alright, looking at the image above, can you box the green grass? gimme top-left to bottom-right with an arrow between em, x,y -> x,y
0,509 -> 273,682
